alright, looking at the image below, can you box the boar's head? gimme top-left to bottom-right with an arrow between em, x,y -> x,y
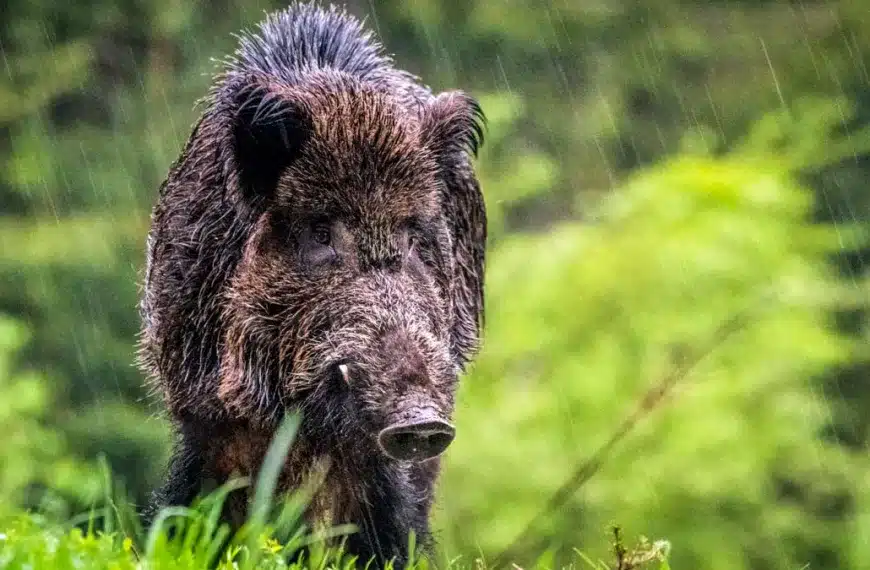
214,71 -> 486,462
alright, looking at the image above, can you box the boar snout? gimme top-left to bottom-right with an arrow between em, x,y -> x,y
378,414 -> 455,462
325,326 -> 458,461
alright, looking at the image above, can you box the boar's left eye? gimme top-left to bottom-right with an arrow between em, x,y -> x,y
312,223 -> 331,246
405,220 -> 435,265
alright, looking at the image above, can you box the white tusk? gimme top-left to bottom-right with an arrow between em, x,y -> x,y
338,364 -> 350,383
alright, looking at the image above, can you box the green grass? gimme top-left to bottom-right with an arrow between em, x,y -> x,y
0,513 -> 670,570
0,414 -> 671,570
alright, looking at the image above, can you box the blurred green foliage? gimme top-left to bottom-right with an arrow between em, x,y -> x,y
438,101 -> 870,569
1,0 -> 869,569
0,316 -> 100,518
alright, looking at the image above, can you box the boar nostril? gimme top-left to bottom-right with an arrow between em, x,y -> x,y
377,420 -> 455,462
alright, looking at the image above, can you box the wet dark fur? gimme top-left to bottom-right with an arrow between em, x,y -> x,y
139,2 -> 486,566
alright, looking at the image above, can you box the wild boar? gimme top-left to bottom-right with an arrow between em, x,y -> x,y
139,3 -> 486,565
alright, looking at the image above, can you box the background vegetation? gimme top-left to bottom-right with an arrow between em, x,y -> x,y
1,0 -> 869,568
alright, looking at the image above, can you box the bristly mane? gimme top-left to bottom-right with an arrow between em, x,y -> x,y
232,3 -> 391,81
217,3 -> 431,105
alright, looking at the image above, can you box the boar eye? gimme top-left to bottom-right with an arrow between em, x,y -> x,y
312,223 -> 331,246
300,220 -> 338,267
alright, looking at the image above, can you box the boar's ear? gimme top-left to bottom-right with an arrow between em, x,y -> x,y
421,91 -> 486,164
422,92 -> 488,368
232,80 -> 314,199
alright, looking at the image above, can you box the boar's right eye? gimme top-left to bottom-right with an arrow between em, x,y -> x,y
301,220 -> 338,267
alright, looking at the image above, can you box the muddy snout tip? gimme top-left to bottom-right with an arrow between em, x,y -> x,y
378,420 -> 456,462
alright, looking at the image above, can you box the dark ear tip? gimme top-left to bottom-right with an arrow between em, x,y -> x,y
233,79 -> 313,136
230,76 -> 313,196
426,90 -> 487,160
461,93 -> 487,157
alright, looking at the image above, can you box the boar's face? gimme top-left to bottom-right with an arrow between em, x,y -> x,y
218,72 -> 484,462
